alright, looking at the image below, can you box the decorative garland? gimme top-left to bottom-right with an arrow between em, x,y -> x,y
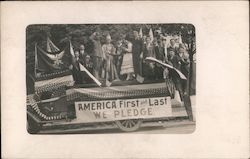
67,87 -> 169,101
30,101 -> 66,121
28,93 -> 68,121
35,80 -> 74,94
35,70 -> 71,81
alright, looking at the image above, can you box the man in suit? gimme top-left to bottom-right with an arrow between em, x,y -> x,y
168,47 -> 190,100
82,55 -> 94,84
142,36 -> 156,79
131,31 -> 143,77
168,39 -> 178,54
79,44 -> 88,61
71,50 -> 85,84
154,39 -> 165,79
90,32 -> 104,79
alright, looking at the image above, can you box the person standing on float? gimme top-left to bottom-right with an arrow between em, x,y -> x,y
89,32 -> 104,79
102,35 -> 120,83
131,31 -> 143,77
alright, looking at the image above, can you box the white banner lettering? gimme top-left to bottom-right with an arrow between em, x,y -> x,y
75,97 -> 172,123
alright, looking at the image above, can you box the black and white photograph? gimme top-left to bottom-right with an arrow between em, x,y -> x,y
26,24 -> 196,134
2,1 -> 249,158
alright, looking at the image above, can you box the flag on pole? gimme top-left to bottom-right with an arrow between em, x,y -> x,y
79,63 -> 102,86
145,57 -> 187,80
47,37 -> 60,53
139,28 -> 143,38
67,40 -> 101,87
149,28 -> 154,42
34,42 -> 74,91
35,44 -> 72,76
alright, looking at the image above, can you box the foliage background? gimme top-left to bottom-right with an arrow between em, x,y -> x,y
26,24 -> 195,94
26,24 -> 195,62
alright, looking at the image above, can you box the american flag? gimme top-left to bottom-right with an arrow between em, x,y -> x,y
47,37 -> 60,53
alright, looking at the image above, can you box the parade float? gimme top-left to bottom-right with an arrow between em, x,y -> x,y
27,38 -> 193,134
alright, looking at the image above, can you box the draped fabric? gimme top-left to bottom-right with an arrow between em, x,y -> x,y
47,37 -> 60,53
165,77 -> 175,98
35,75 -> 74,93
34,41 -> 74,92
35,41 -> 73,75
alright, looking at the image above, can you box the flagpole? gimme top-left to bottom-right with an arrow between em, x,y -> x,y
145,57 -> 187,80
79,63 -> 102,87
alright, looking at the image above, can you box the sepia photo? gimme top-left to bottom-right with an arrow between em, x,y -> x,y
2,1 -> 249,158
26,24 -> 196,134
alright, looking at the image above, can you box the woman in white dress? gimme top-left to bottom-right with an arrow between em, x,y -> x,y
120,40 -> 134,80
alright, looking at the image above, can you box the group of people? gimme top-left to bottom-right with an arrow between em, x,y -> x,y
70,30 -> 192,97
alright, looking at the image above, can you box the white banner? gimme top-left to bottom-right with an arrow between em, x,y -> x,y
75,96 -> 172,123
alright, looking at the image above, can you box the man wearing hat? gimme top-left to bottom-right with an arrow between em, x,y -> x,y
89,31 -> 104,79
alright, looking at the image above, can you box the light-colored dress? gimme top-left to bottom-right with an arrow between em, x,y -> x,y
120,42 -> 134,75
102,43 -> 119,81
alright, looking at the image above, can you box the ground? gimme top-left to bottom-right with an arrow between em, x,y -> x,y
39,120 -> 195,134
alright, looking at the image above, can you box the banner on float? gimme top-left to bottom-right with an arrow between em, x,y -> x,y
75,96 -> 172,123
